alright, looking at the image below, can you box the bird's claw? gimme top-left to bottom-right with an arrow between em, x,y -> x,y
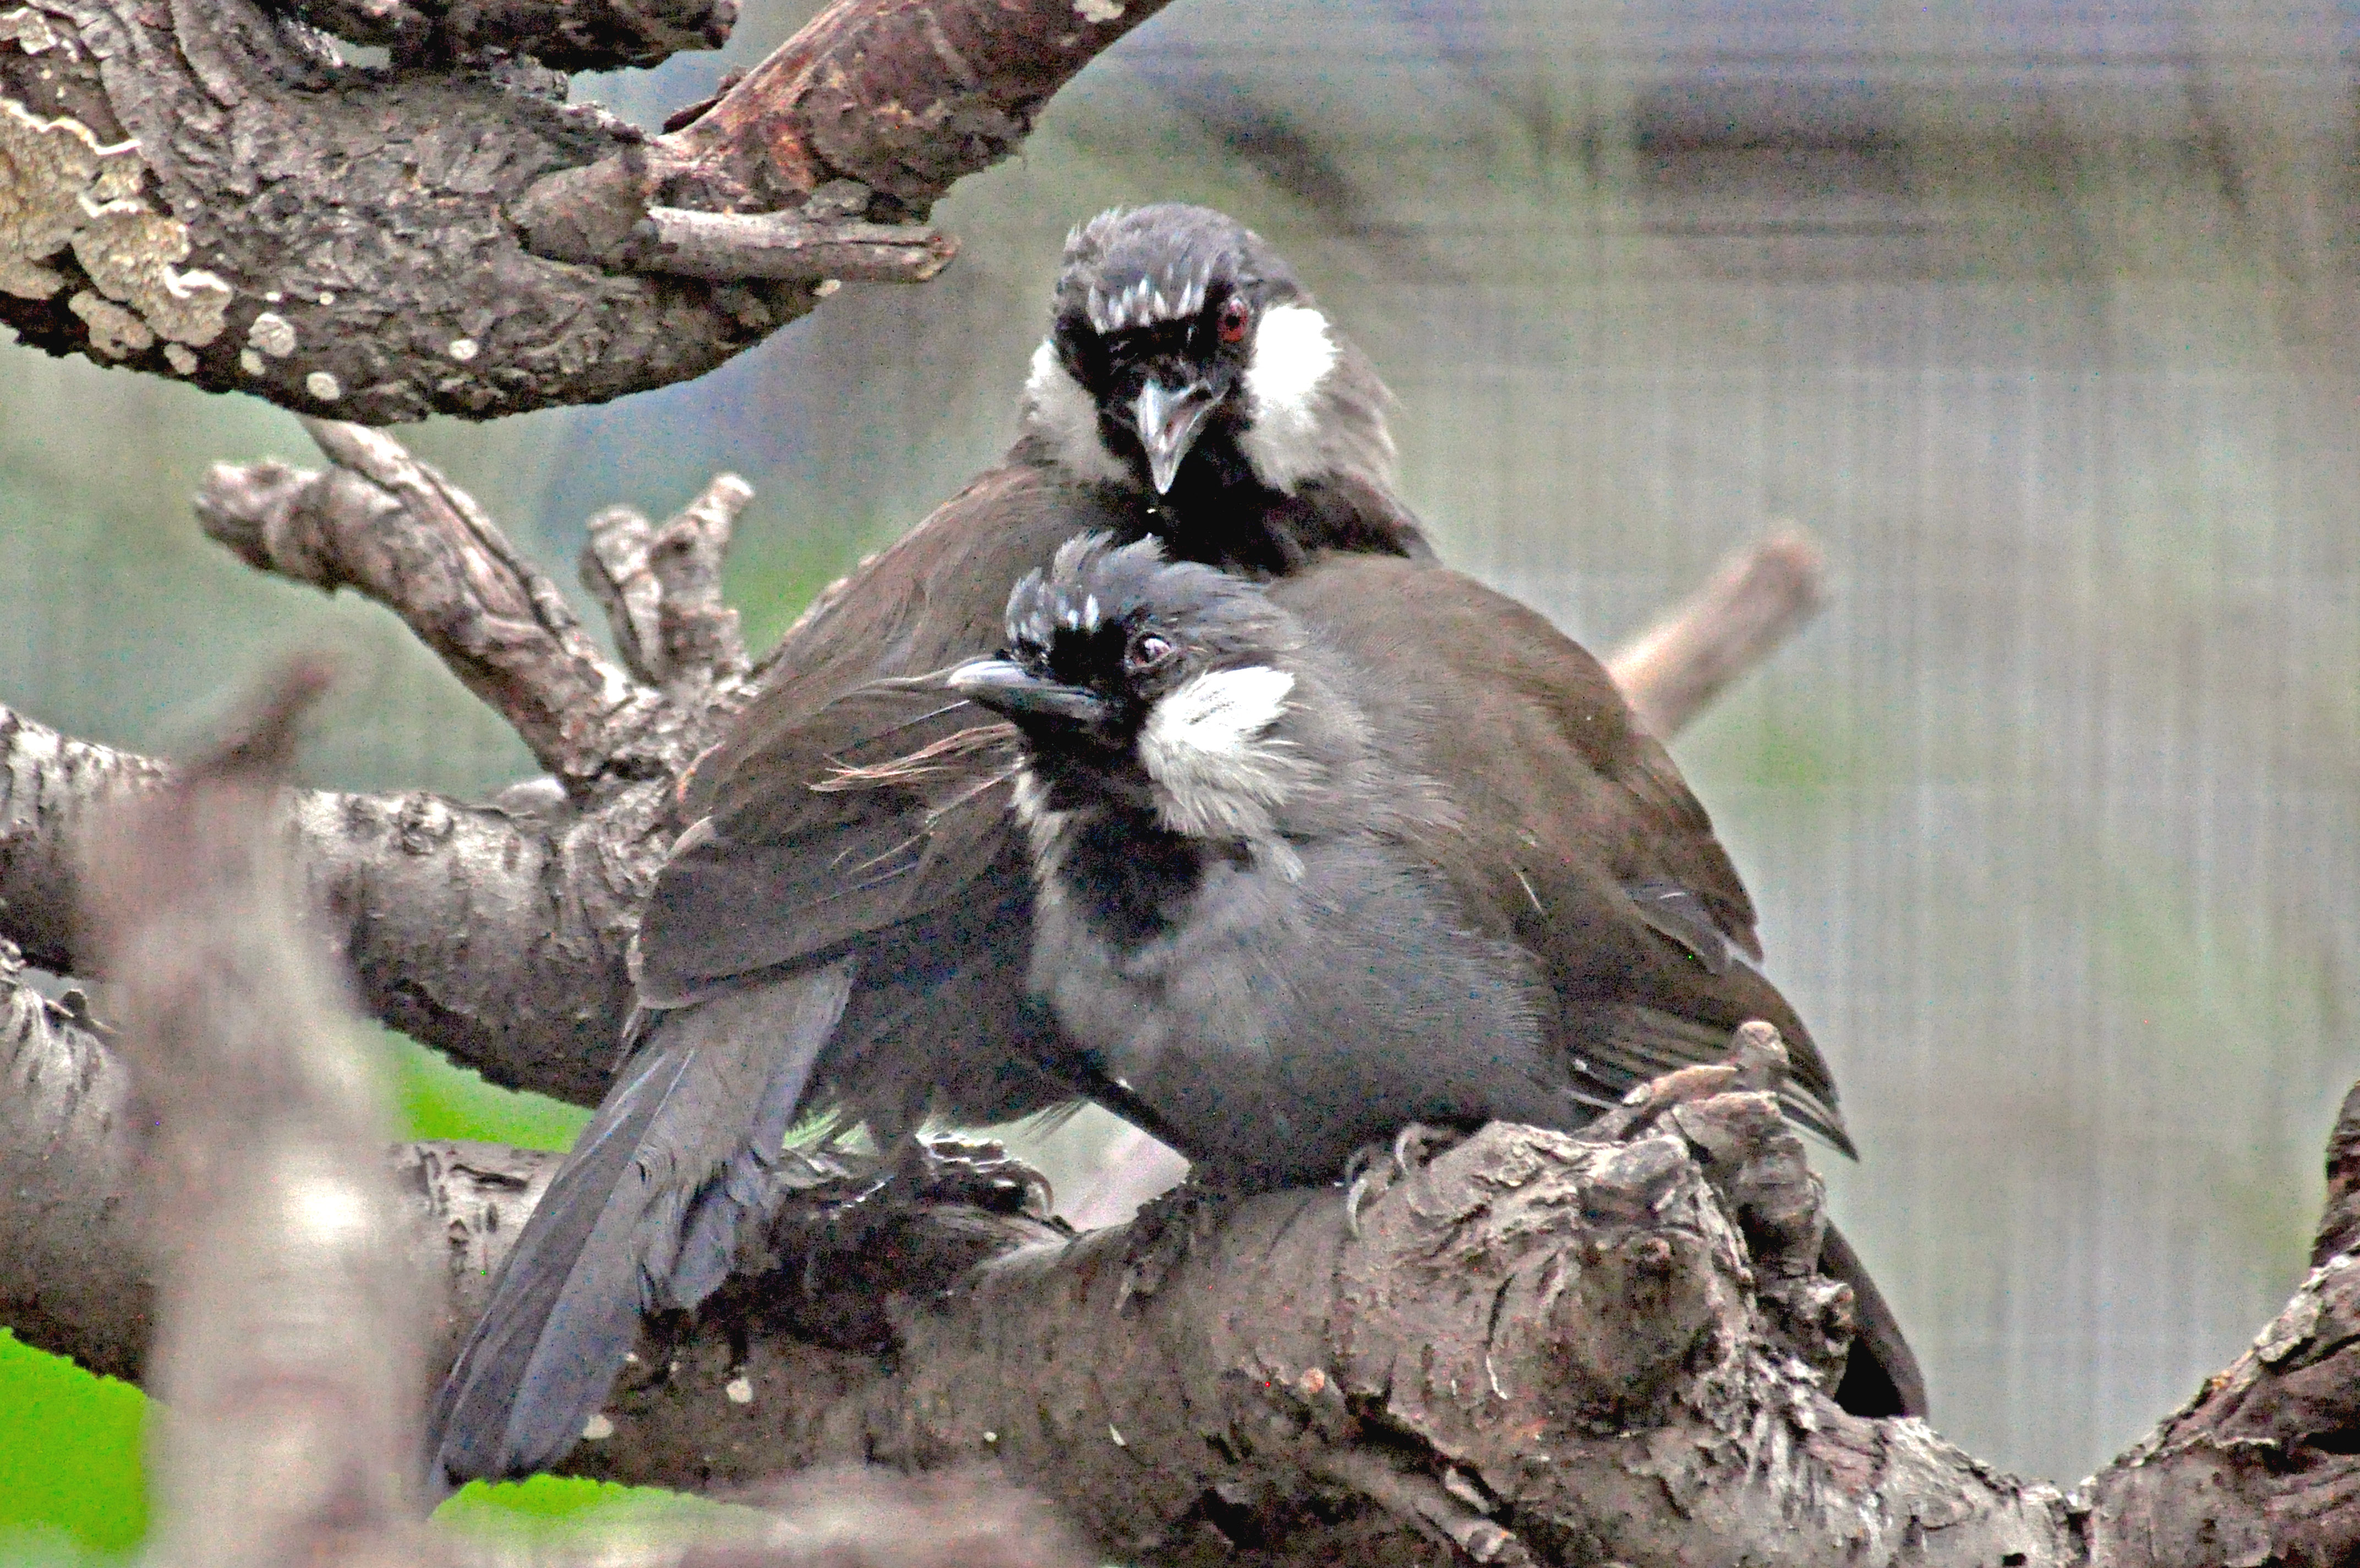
897,1132 -> 1058,1221
1342,1122 -> 1465,1236
1586,1020 -> 1792,1146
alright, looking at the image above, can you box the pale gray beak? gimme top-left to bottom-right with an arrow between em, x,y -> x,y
1134,378 -> 1216,495
948,659 -> 1115,726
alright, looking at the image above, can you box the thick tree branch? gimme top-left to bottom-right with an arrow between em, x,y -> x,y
0,941 -> 149,1382
14,950 -> 2360,1567
365,1080 -> 2360,1567
525,0 -> 1182,245
0,698 -> 650,1102
267,0 -> 740,73
0,0 -> 1156,420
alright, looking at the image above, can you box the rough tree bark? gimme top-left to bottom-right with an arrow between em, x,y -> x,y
2,423 -> 2355,1564
0,0 -> 1163,420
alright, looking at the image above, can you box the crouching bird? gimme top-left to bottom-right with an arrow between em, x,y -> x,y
427,203 -> 1430,1487
951,534 -> 1926,1417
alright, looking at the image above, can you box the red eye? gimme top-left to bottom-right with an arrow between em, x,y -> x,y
1216,297 -> 1250,345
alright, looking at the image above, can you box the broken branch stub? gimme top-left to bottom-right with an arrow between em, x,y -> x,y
80,662 -> 433,1568
1608,527 -> 1826,739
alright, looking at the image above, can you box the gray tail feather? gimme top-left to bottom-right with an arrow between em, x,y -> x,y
1822,1221 -> 1928,1418
426,962 -> 854,1488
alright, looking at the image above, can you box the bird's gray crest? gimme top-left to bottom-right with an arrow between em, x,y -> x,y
1003,533 -> 1299,670
1055,204 -> 1300,335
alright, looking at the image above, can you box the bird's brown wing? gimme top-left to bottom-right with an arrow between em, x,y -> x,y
635,463 -> 1129,1006
430,467 -> 1126,1484
635,685 -> 1021,1002
1268,555 -> 1849,1151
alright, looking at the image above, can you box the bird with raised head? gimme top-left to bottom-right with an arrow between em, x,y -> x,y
953,534 -> 1924,1415
427,203 -> 1436,1487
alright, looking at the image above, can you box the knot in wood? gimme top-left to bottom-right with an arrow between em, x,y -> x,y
1331,1124 -> 1746,1450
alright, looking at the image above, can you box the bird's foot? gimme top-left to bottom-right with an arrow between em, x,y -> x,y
1579,1024 -> 1854,1387
1343,1122 -> 1466,1236
894,1132 -> 1059,1221
1583,1019 -> 1791,1146
768,1132 -> 1058,1222
1117,1177 -> 1241,1311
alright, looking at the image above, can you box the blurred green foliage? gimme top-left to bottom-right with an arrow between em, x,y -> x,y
0,1333 -> 146,1560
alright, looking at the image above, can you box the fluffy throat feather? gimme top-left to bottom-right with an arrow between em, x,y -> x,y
1138,665 -> 1310,849
1019,340 -> 1127,485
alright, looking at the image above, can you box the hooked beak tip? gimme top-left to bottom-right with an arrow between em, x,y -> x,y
1135,379 -> 1213,497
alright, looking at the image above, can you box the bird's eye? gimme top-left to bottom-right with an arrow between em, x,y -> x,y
1216,297 -> 1250,345
1125,633 -> 1174,672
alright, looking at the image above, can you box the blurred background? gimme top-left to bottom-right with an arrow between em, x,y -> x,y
4,0 -> 2358,1553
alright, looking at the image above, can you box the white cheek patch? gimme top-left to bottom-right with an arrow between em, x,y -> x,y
1139,665 -> 1304,838
1237,303 -> 1339,494
1020,339 -> 1128,484
1146,665 -> 1295,766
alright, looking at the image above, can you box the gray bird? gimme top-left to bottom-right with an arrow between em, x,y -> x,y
427,204 -> 1433,1486
950,536 -> 1570,1182
952,534 -> 1925,1414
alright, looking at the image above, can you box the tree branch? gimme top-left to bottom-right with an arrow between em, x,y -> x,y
620,0 -> 1179,216
0,941 -> 150,1383
80,659 -> 434,1566
625,210 -> 959,283
0,695 -> 649,1102
17,946 -> 2360,1567
266,0 -> 740,73
1607,527 -> 1826,739
356,1078 -> 2360,1567
0,0 -> 1159,421
578,471 -> 756,706
1,428 -> 757,1098
194,419 -> 692,794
